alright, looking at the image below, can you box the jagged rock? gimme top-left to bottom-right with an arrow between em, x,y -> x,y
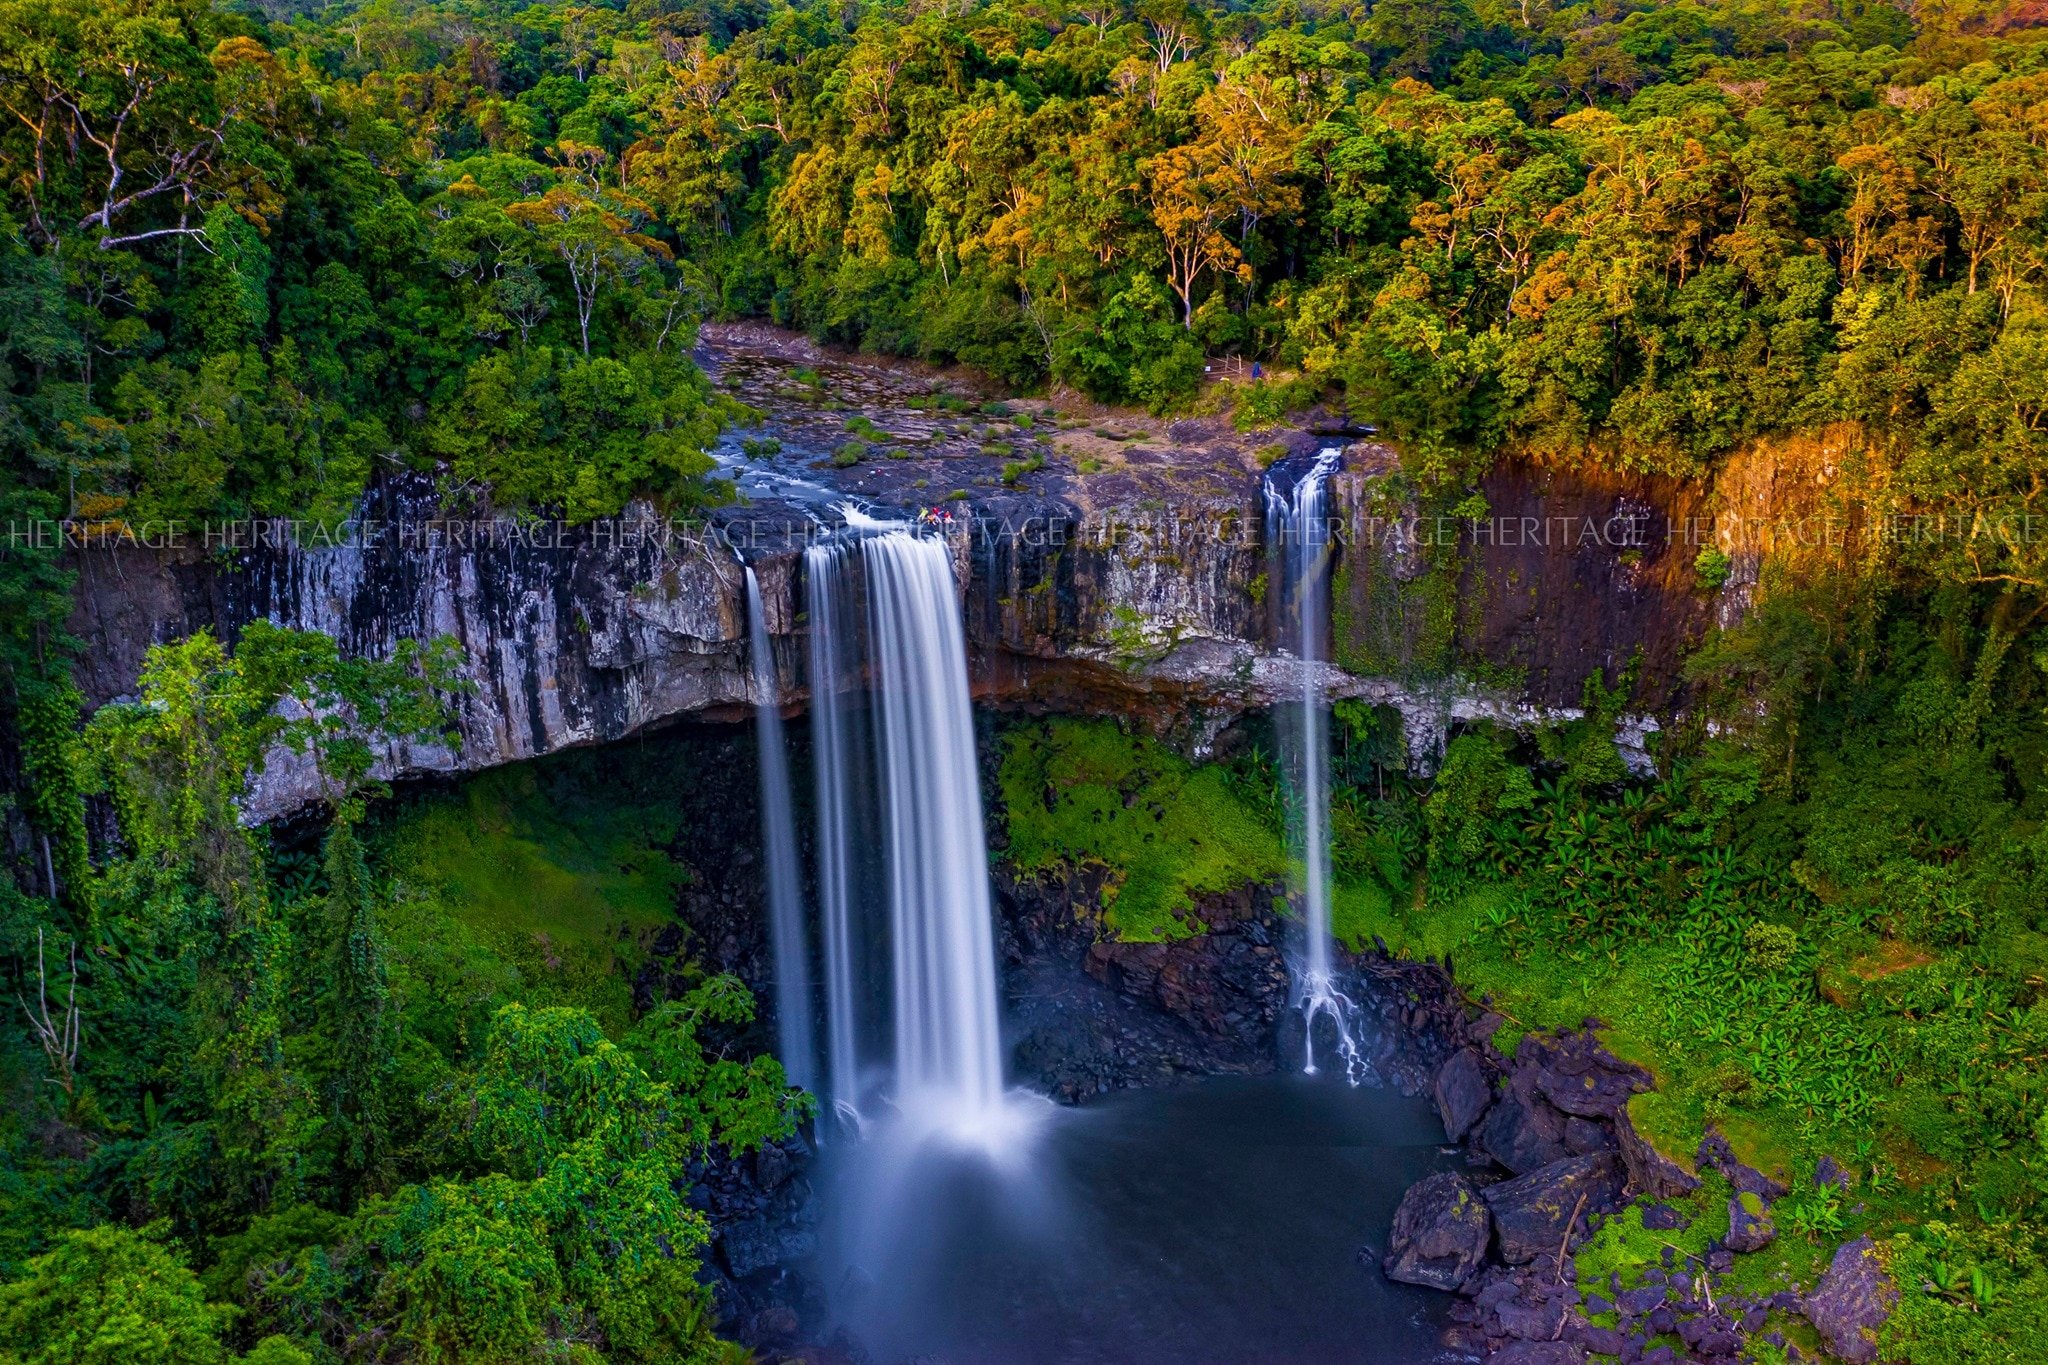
1082,926 -> 1290,1045
721,1216 -> 817,1278
1816,1154 -> 1852,1190
1435,1047 -> 1494,1142
1614,1105 -> 1699,1198
1697,1126 -> 1789,1199
1564,1116 -> 1616,1154
754,1142 -> 793,1192
1520,1033 -> 1652,1119
1640,1203 -> 1689,1232
1494,1291 -> 1569,1341
1482,1154 -> 1627,1265
1477,1085 -> 1573,1175
1383,1172 -> 1493,1292
1725,1189 -> 1776,1253
1616,1284 -> 1667,1316
1802,1237 -> 1896,1364
1574,1323 -> 1626,1356
1486,1343 -> 1587,1364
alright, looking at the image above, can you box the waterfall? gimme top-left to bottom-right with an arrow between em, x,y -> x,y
1265,450 -> 1365,1083
805,540 -> 866,1126
802,514 -> 1036,1152
745,565 -> 816,1093
858,523 -> 1007,1126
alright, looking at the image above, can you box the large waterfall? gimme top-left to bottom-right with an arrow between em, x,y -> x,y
799,514 -> 1034,1146
1264,450 -> 1365,1082
858,522 -> 1007,1127
745,565 -> 815,1093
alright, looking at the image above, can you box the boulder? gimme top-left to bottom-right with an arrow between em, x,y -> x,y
1520,1033 -> 1652,1119
1482,1154 -> 1627,1265
1383,1171 -> 1493,1292
1802,1236 -> 1896,1364
1486,1343 -> 1587,1364
1476,1085 -> 1573,1175
1574,1323 -> 1626,1356
1724,1189 -> 1776,1253
1435,1047 -> 1493,1142
1614,1106 -> 1700,1198
1697,1126 -> 1788,1199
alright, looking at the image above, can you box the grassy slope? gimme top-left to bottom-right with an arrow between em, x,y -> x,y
997,717 -> 1393,943
370,747 -> 689,1041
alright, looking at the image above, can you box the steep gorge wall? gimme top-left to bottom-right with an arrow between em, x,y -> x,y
62,427 -> 1862,820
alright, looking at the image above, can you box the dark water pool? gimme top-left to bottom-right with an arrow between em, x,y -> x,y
809,1071 -> 1466,1365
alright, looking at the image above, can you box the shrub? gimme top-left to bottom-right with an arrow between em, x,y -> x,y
1695,545 -> 1733,590
0,1224 -> 232,1364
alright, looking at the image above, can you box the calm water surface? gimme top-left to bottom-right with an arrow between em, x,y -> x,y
810,1070 -> 1466,1365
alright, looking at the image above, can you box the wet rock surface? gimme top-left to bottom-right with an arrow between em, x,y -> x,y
1483,1154 -> 1627,1265
1384,1172 -> 1493,1292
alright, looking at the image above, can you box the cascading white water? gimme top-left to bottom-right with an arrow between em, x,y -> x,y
745,565 -> 816,1093
805,540 -> 865,1127
1264,450 -> 1365,1083
804,512 -> 1040,1154
856,521 -> 1009,1130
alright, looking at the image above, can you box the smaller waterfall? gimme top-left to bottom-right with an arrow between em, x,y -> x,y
1265,450 -> 1365,1083
806,540 -> 866,1128
745,565 -> 816,1093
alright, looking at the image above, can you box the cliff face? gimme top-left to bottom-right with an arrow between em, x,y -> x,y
63,328 -> 1852,819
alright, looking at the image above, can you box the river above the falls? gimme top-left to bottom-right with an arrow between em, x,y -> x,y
806,1069 -> 1462,1364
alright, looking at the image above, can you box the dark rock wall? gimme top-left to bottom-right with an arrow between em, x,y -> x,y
62,424 -> 1854,816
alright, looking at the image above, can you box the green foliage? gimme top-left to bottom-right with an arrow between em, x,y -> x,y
0,631 -> 792,1360
1425,730 -> 1535,869
1883,1224 -> 2048,1365
1575,1189 -> 1728,1303
1061,276 -> 1206,414
0,1223 -> 231,1364
1695,546 -> 1733,591
998,719 -> 1287,941
376,757 -> 688,1035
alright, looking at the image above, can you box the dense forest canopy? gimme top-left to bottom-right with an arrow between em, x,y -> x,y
5,0 -> 2048,1360
1,0 -> 2045,538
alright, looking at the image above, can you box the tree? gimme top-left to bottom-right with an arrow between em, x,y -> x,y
1146,140 -> 1245,329
0,2 -> 272,251
85,624 -> 460,1211
367,989 -> 799,1362
506,183 -> 671,356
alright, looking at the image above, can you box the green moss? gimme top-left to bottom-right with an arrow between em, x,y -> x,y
1331,878 -> 1396,951
377,759 -> 685,1034
998,719 -> 1287,941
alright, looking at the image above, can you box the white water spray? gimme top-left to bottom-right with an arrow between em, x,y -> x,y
1264,450 -> 1366,1083
745,565 -> 816,1093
